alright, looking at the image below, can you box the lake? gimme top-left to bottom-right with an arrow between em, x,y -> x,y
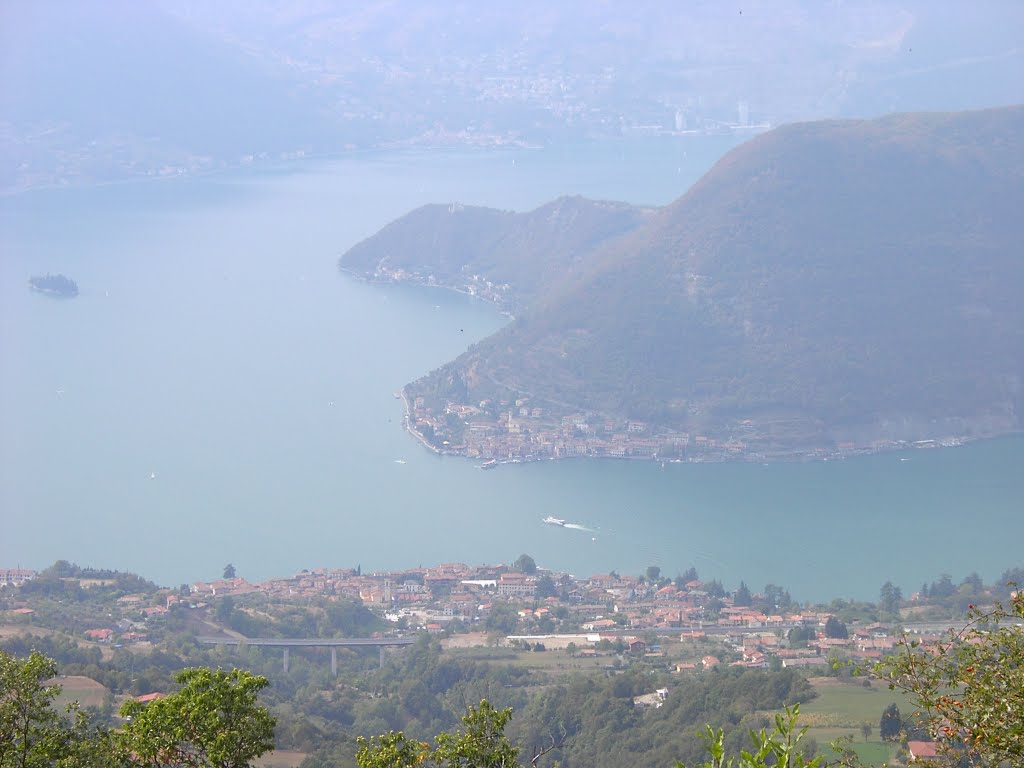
1,137 -> 1021,602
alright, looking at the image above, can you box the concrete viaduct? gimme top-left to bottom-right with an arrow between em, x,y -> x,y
196,635 -> 417,673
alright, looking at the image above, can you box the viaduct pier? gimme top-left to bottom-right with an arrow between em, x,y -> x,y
196,635 -> 417,673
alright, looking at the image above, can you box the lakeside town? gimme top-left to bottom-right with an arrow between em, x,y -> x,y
400,384 -> 968,466
1,560 -> 993,669
350,264 -> 973,466
3,560 -> 1018,767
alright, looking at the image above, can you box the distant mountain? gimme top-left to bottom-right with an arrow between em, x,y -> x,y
349,106 -> 1024,458
5,2 -> 1022,192
0,2 -> 336,191
340,196 -> 651,313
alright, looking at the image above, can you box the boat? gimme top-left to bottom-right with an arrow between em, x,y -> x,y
543,516 -> 566,526
480,459 -> 498,470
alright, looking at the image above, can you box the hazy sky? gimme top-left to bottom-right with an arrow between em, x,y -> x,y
2,1 -> 1022,192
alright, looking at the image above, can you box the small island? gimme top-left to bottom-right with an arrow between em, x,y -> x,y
29,273 -> 79,298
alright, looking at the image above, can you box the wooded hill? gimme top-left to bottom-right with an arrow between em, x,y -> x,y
341,106 -> 1024,452
340,196 -> 651,314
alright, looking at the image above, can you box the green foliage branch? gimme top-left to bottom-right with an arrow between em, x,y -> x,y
0,649 -> 118,768
675,705 -> 822,768
357,700 -> 521,768
0,649 -> 64,768
863,589 -> 1024,767
118,667 -> 276,768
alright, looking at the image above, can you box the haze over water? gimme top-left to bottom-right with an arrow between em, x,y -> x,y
2,138 -> 1022,602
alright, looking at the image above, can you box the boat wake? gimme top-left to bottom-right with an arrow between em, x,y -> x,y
564,523 -> 595,533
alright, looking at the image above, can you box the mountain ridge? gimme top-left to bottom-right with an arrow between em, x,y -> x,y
342,106 -> 1024,460
340,195 -> 652,313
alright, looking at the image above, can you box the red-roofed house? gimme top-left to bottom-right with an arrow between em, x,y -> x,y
907,741 -> 938,762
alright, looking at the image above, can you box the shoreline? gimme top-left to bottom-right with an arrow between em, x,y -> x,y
338,267 -> 517,319
398,389 -> 445,457
357,275 -> 1021,469
398,412 -> 1018,468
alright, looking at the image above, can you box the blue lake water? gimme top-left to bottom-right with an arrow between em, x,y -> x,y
2,138 -> 1021,601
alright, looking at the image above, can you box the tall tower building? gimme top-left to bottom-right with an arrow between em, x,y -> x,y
737,101 -> 749,126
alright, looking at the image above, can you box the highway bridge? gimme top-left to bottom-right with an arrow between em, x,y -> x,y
196,635 -> 417,673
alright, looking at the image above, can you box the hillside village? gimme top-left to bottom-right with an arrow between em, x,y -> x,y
3,561 -> 1020,768
1,561 -> 957,675
404,385 -> 965,464
189,564 -> 926,670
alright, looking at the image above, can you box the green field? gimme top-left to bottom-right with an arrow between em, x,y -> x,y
795,678 -> 916,767
799,678 -> 915,726
814,733 -> 894,766
51,675 -> 109,710
449,645 -> 614,677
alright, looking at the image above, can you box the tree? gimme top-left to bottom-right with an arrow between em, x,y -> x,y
534,574 -> 557,599
868,591 -> 1024,766
513,554 -> 536,575
223,564 -> 236,579
733,581 -> 752,607
1,652 -> 276,768
787,626 -> 814,647
356,700 -> 520,768
355,731 -> 428,768
928,573 -> 956,598
0,649 -> 118,768
1,650 -> 65,768
118,667 -> 276,768
675,705 -> 822,768
485,603 -> 519,635
216,595 -> 235,626
878,703 -> 902,741
859,722 -> 871,742
646,565 -> 661,583
997,568 -> 1024,598
823,616 -> 848,639
878,581 -> 902,616
959,572 -> 983,594
434,701 -> 518,768
763,584 -> 792,611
